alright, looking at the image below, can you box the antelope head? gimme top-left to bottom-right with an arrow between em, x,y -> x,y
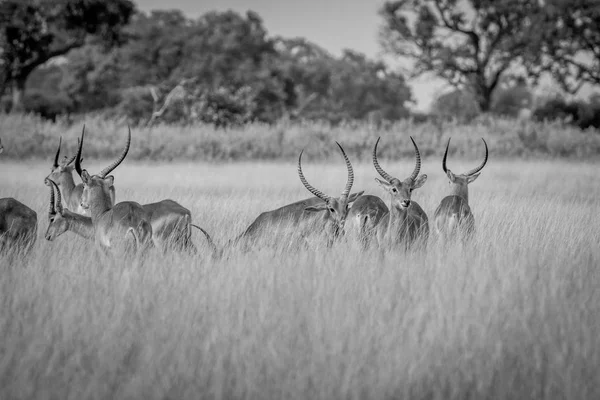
45,135 -> 82,182
75,126 -> 131,213
298,142 -> 363,238
442,138 -> 488,202
45,178 -> 68,240
373,136 -> 427,210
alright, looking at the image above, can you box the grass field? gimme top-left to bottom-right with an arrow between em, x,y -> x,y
1,157 -> 600,399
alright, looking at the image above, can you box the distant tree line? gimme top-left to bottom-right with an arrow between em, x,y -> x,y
1,0 -> 599,129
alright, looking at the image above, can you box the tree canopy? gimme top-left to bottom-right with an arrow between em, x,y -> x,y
379,0 -> 541,111
0,0 -> 135,110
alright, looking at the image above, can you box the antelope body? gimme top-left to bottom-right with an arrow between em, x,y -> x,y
346,194 -> 389,247
0,137 -> 37,254
434,138 -> 488,241
0,197 -> 37,253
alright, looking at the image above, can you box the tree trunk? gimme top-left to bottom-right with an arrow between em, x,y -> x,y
11,77 -> 26,113
476,87 -> 492,113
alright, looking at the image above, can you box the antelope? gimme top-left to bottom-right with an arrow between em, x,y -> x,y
73,127 -> 153,253
0,138 -> 37,254
45,180 -> 215,254
296,142 -> 361,246
434,138 -> 488,241
371,136 -> 429,250
46,129 -> 115,215
232,143 -> 364,249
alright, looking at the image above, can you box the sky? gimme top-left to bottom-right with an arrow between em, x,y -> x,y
135,0 -> 442,111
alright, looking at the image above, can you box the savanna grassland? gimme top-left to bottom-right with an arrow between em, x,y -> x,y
1,135 -> 600,399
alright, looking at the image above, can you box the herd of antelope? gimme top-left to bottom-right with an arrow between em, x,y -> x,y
0,127 -> 488,258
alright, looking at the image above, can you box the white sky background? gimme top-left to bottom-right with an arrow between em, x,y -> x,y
136,0 -> 595,111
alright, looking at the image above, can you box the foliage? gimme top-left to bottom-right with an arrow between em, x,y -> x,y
528,0 -> 600,93
491,77 -> 533,118
1,114 -> 599,162
0,0 -> 135,110
8,8 -> 412,127
379,0 -> 543,111
533,96 -> 600,129
431,89 -> 481,122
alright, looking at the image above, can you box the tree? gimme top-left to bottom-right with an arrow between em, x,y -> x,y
379,0 -> 541,112
530,0 -> 600,94
0,0 -> 135,111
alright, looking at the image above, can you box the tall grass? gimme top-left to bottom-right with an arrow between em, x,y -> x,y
1,113 -> 599,162
1,159 -> 600,399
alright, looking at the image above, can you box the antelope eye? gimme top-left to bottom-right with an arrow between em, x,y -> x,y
329,207 -> 335,213
391,188 -> 398,193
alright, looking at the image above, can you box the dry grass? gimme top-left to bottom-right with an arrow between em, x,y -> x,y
1,113 -> 600,162
1,157 -> 600,399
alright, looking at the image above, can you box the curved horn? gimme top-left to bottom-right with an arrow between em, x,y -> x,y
298,150 -> 330,201
372,137 -> 394,183
64,138 -> 80,166
465,138 -> 488,176
336,142 -> 354,199
75,125 -> 85,178
53,137 -> 62,168
442,137 -> 451,174
99,126 -> 131,178
45,178 -> 55,214
47,179 -> 63,213
408,136 -> 422,181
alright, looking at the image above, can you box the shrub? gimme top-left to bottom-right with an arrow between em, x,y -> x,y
22,90 -> 74,121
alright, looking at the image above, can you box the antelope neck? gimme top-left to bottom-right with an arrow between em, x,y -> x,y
65,210 -> 94,239
88,193 -> 113,222
449,184 -> 469,203
57,172 -> 77,196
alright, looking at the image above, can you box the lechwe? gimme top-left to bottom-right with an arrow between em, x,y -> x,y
370,136 -> 429,250
45,128 -> 115,215
0,137 -> 37,254
295,142 -> 363,246
232,143 -> 363,249
73,127 -> 152,253
434,137 -> 488,241
45,179 -> 215,254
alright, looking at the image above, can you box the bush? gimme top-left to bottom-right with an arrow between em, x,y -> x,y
22,90 -> 74,121
533,97 -> 600,130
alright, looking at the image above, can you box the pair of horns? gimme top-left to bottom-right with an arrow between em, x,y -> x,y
53,137 -> 79,168
373,136 -> 422,183
45,178 -> 63,215
74,125 -> 131,179
298,142 -> 354,202
442,138 -> 488,176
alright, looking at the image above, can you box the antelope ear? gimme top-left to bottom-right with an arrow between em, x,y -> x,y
446,170 -> 456,183
348,191 -> 365,203
412,174 -> 427,189
467,173 -> 480,184
305,203 -> 328,213
375,178 -> 392,191
103,175 -> 115,186
81,170 -> 91,184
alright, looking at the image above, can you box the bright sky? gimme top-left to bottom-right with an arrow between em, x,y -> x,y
135,0 -> 443,111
